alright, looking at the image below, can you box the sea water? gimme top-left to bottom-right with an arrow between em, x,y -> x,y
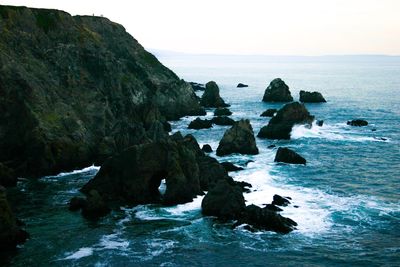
3,54 -> 400,266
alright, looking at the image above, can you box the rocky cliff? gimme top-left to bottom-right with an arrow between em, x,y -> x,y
0,5 -> 204,179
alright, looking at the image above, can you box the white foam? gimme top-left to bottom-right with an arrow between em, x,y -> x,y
163,195 -> 203,216
99,234 -> 130,250
62,247 -> 93,260
56,165 -> 100,177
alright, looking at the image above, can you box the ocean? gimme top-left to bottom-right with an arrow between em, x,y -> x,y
3,54 -> 400,266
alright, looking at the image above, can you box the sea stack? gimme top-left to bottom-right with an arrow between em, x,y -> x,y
299,90 -> 326,103
200,81 -> 230,108
262,78 -> 293,102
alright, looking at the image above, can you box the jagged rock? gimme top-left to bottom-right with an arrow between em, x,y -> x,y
316,120 -> 324,127
0,186 -> 29,250
0,5 -> 204,179
81,190 -> 111,219
237,83 -> 248,88
271,194 -> 291,207
214,107 -> 232,116
221,162 -> 244,172
299,90 -> 326,103
188,118 -> 213,129
235,181 -> 252,193
189,82 -> 205,91
216,119 -> 259,156
264,204 -> 283,212
237,204 -> 297,234
197,155 -> 231,191
200,81 -> 229,108
258,102 -> 314,139
347,119 -> 368,126
262,78 -> 293,102
0,163 -> 17,187
274,147 -> 306,165
201,144 -> 213,153
211,116 -> 235,126
201,179 -> 246,220
260,109 -> 277,117
146,121 -> 169,141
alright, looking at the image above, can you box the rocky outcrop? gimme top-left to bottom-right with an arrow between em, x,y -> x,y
214,107 -> 232,116
189,82 -> 205,91
262,78 -> 293,102
258,102 -> 314,139
347,119 -> 368,126
299,90 -> 326,103
274,147 -> 306,165
200,81 -> 229,108
0,5 -> 204,179
221,162 -> 244,172
188,118 -> 213,130
237,83 -> 248,88
0,186 -> 29,250
211,116 -> 235,126
271,194 -> 291,206
260,109 -> 277,117
201,144 -> 213,153
0,163 -> 17,187
216,119 -> 259,156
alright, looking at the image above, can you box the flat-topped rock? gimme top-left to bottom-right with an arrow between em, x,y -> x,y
188,118 -> 213,129
347,119 -> 368,126
299,90 -> 326,103
214,107 -> 232,116
237,83 -> 248,88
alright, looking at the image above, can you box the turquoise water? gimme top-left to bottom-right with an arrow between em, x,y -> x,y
3,55 -> 400,266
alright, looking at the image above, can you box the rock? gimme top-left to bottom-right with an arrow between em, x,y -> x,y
216,119 -> 259,156
0,5 -> 205,180
200,81 -> 229,108
316,120 -> 324,127
221,162 -> 244,172
267,144 -> 276,149
274,147 -> 306,165
347,119 -> 368,126
262,78 -> 293,102
271,194 -> 291,206
260,109 -> 277,117
188,118 -> 213,130
235,181 -> 252,193
371,128 -> 377,132
264,204 -> 283,212
146,121 -> 169,141
201,144 -> 213,153
214,107 -> 232,116
0,186 -> 29,250
68,196 -> 87,211
258,102 -> 314,139
197,155 -> 231,191
81,190 -> 111,219
237,83 -> 248,88
0,163 -> 17,187
211,116 -> 235,126
189,82 -> 205,91
299,90 -> 326,103
238,204 -> 297,234
201,179 -> 246,220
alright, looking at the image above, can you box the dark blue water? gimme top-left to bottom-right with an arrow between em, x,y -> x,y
4,55 -> 400,266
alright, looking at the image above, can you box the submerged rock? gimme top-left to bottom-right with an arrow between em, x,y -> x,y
258,102 -> 314,139
211,116 -> 235,126
201,144 -> 213,153
237,83 -> 248,88
260,109 -> 277,117
274,147 -> 306,165
214,107 -> 232,116
221,162 -> 244,172
347,119 -> 368,126
188,118 -> 213,130
299,90 -> 326,103
262,78 -> 293,102
200,81 -> 229,108
271,194 -> 291,207
216,119 -> 259,156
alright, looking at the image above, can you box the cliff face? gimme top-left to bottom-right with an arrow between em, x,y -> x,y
0,5 -> 203,178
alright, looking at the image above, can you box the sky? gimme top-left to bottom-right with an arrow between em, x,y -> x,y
2,0 -> 400,55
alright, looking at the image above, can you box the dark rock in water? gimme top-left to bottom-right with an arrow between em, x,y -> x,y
347,119 -> 368,126
260,109 -> 277,117
81,190 -> 111,219
214,107 -> 232,116
299,90 -> 326,103
235,181 -> 252,193
267,144 -> 276,149
271,194 -> 291,207
264,204 -> 283,212
262,78 -> 293,102
68,196 -> 87,211
211,116 -> 235,126
0,186 -> 29,250
258,102 -> 314,139
371,128 -> 377,132
216,119 -> 259,156
0,6 -> 205,180
201,179 -> 246,220
316,120 -> 324,127
200,81 -> 230,108
237,83 -> 248,88
238,204 -> 297,234
188,118 -> 213,130
197,155 -> 231,191
0,163 -> 17,187
274,147 -> 306,165
201,144 -> 213,153
221,162 -> 244,172
189,82 -> 205,91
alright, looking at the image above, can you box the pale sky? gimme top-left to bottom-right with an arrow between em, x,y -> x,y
2,0 -> 400,55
